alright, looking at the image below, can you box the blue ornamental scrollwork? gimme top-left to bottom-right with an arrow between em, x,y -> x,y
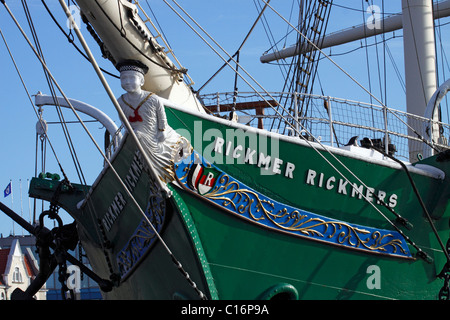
174,151 -> 412,259
116,178 -> 166,279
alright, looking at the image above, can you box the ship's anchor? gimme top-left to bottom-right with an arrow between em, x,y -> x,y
438,239 -> 450,300
0,180 -> 114,300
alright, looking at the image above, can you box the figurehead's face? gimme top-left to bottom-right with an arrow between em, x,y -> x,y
120,70 -> 145,93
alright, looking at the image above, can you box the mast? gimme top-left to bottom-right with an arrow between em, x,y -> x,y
402,0 -> 437,161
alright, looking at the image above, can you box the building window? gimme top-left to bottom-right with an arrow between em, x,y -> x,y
12,267 -> 23,283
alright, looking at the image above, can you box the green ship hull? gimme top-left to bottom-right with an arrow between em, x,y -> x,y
3,0 -> 450,301
30,103 -> 450,299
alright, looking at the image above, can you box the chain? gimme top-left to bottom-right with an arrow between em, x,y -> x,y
54,231 -> 75,300
438,238 -> 450,300
439,272 -> 450,300
37,179 -> 77,300
97,218 -> 121,286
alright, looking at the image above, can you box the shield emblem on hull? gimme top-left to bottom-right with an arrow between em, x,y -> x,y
187,163 -> 220,195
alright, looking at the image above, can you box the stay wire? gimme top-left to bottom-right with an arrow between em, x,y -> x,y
259,0 -> 441,154
374,144 -> 450,264
21,0 -> 86,186
254,0 -> 289,79
29,0 -> 86,186
404,0 -> 429,108
41,0 -> 119,79
59,1 -> 206,298
0,27 -> 67,221
3,1 -> 207,298
2,1 -> 117,287
197,0 -> 271,93
0,28 -> 65,178
170,0 -> 396,204
163,0 -> 435,258
93,0 -> 182,74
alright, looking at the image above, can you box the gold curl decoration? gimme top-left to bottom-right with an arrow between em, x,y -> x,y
201,173 -> 406,255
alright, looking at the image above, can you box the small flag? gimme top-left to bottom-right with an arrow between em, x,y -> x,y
4,182 -> 11,198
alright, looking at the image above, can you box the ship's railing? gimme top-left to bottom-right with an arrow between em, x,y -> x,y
199,91 -> 450,161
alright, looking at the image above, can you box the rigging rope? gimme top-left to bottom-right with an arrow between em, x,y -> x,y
362,0 -> 377,134
271,0 -> 333,135
434,3 -> 450,125
0,27 -> 68,222
404,0 -> 429,109
254,0 -> 290,80
5,0 -> 205,298
21,0 -> 87,187
197,0 -> 271,94
162,0 -> 438,260
40,0 -> 119,79
60,0 -> 207,299
93,0 -> 185,75
259,0 -> 441,155
4,3 -> 123,293
2,0 -> 446,296
373,142 -> 450,265
1,1 -> 122,295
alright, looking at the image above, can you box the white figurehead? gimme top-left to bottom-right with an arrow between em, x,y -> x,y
116,60 -> 191,183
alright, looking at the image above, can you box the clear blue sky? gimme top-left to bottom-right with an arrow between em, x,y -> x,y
0,1 -> 446,236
